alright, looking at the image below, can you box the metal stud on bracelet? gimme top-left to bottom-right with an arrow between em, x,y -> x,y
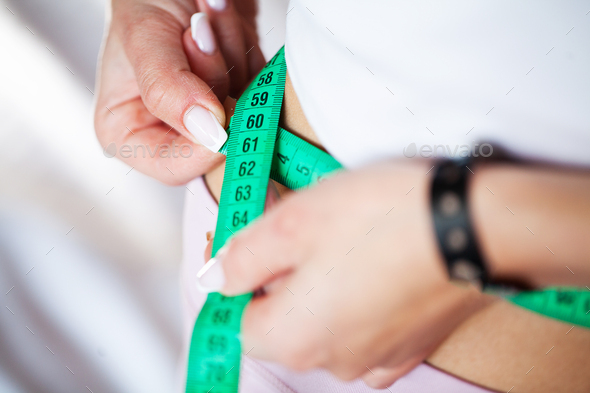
430,158 -> 488,288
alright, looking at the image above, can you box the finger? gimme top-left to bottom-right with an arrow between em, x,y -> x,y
183,13 -> 230,101
232,0 -> 257,29
197,0 -> 248,95
220,196 -> 315,296
216,0 -> 265,78
361,345 -> 434,389
95,11 -> 225,185
121,8 -> 228,153
241,18 -> 266,79
241,280 -> 329,370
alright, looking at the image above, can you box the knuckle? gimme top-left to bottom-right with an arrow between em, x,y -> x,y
207,74 -> 230,94
140,71 -> 171,118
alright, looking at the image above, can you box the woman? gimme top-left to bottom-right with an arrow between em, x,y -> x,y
95,0 -> 590,391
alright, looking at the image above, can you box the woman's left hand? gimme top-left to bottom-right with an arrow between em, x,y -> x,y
199,161 -> 490,388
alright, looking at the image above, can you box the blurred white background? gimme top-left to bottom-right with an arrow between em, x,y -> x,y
0,0 -> 287,391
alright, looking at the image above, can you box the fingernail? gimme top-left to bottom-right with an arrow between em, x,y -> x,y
190,13 -> 216,55
196,246 -> 228,293
183,105 -> 227,153
206,0 -> 227,11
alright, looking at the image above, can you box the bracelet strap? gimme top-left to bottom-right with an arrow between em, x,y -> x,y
430,159 -> 488,288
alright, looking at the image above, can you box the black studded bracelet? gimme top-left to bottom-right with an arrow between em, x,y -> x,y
430,159 -> 488,288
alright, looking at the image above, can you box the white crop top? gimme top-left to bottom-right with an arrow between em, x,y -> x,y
285,0 -> 590,168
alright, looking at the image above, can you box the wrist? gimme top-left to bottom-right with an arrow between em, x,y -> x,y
468,164 -> 545,287
468,165 -> 506,281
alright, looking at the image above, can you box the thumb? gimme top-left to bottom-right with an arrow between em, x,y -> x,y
197,182 -> 292,295
123,10 -> 227,152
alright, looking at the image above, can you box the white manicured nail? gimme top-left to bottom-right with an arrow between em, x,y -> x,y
196,246 -> 228,293
183,105 -> 227,153
206,0 -> 227,11
190,13 -> 216,55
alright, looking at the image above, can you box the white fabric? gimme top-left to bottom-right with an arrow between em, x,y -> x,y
285,0 -> 590,168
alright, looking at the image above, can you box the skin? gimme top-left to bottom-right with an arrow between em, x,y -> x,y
95,2 -> 590,392
95,0 -> 263,185
205,75 -> 590,392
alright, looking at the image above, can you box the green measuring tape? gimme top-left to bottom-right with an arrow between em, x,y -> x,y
508,288 -> 590,329
185,46 -> 589,393
185,47 -> 342,393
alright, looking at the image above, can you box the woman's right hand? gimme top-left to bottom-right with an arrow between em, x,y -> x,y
95,0 -> 265,185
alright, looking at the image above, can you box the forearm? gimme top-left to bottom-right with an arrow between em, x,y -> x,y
428,299 -> 590,393
470,164 -> 590,287
428,164 -> 590,391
